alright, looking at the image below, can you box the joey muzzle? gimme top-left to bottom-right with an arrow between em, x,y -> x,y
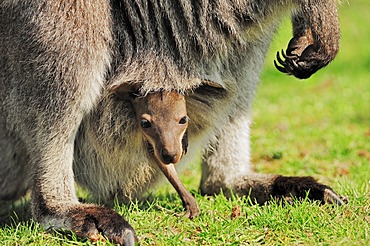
150,130 -> 188,165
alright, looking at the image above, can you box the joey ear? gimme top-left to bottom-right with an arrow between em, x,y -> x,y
201,79 -> 225,89
111,82 -> 140,98
200,71 -> 226,89
190,78 -> 226,98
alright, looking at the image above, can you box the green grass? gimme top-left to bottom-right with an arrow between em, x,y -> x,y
1,2 -> 369,245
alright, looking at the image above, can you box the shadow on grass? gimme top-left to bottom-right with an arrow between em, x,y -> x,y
0,192 -> 196,244
0,191 -> 194,228
0,198 -> 31,228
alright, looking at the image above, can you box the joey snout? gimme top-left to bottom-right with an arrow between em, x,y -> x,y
157,144 -> 182,164
141,127 -> 186,165
141,124 -> 188,165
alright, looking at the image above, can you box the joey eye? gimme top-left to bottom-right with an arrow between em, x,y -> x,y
179,116 -> 188,125
140,119 -> 152,129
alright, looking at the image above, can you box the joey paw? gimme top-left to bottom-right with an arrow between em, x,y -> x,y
68,205 -> 137,245
184,202 -> 200,219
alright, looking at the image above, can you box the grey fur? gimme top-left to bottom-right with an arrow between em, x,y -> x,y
1,0 -> 342,244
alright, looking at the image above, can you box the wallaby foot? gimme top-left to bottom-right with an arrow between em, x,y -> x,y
43,204 -> 137,245
199,110 -> 345,206
270,176 -> 345,205
201,173 -> 345,206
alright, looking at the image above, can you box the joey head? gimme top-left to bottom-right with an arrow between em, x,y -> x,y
113,84 -> 200,218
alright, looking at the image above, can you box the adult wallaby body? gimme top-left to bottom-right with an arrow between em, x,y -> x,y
0,0 -> 343,245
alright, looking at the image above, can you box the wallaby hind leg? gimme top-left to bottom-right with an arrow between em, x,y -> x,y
0,2 -> 136,244
200,110 -> 344,205
28,118 -> 136,245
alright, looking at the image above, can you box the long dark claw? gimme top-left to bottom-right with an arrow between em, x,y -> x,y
276,51 -> 286,66
274,60 -> 287,73
281,49 -> 288,59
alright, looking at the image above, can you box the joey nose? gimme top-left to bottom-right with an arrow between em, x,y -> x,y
161,149 -> 177,164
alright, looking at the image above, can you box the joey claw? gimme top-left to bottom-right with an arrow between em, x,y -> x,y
184,203 -> 200,219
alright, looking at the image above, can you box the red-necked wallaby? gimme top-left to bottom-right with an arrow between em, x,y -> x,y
1,0 -> 344,245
